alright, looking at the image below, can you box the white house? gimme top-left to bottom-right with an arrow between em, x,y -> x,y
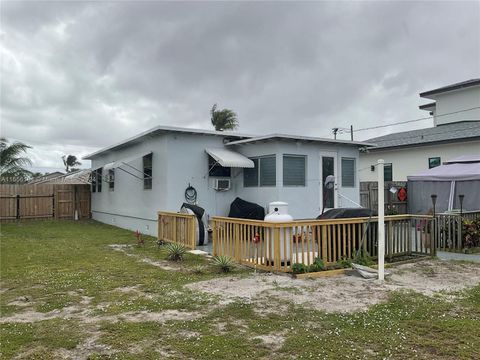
84,125 -> 372,236
359,79 -> 480,182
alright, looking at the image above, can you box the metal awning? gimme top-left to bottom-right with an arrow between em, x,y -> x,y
205,148 -> 254,168
103,152 -> 152,171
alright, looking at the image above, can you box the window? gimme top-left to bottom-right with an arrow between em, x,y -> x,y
384,163 -> 393,182
260,156 -> 276,186
143,153 -> 152,190
244,158 -> 259,187
208,155 -> 231,177
429,157 -> 441,169
108,169 -> 115,191
243,155 -> 276,187
91,170 -> 97,193
341,158 -> 355,187
96,168 -> 103,192
283,155 -> 306,186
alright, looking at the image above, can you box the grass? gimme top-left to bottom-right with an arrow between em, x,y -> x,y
1,220 -> 480,359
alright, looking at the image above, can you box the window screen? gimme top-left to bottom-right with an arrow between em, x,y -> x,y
244,158 -> 259,187
341,158 -> 355,187
96,168 -> 102,193
384,163 -> 393,182
91,170 -> 97,193
143,153 -> 152,190
260,156 -> 276,186
208,155 -> 231,177
429,157 -> 441,169
283,155 -> 306,186
108,169 -> 115,191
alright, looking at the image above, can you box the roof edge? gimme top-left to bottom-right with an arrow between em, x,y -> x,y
420,79 -> 480,98
225,133 -> 375,147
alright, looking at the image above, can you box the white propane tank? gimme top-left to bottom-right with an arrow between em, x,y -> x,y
265,202 -> 294,263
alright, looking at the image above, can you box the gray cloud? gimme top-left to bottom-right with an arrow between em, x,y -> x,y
1,1 -> 479,170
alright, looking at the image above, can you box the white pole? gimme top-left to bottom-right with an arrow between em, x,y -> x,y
377,159 -> 385,281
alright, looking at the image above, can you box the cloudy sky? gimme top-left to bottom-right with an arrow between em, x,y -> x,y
1,1 -> 479,172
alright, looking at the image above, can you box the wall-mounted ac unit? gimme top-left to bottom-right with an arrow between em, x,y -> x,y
213,178 -> 231,191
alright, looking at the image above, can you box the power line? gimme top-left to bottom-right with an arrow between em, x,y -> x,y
353,106 -> 480,132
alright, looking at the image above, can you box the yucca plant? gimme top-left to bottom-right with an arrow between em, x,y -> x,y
212,255 -> 235,273
165,243 -> 187,262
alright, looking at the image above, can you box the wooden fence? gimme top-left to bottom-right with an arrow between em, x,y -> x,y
158,211 -> 197,249
0,184 -> 91,222
436,211 -> 480,251
211,215 -> 434,273
360,181 -> 407,214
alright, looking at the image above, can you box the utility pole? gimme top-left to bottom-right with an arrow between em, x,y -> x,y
332,128 -> 339,139
350,125 -> 354,141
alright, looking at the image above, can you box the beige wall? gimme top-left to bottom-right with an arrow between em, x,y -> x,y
359,139 -> 480,181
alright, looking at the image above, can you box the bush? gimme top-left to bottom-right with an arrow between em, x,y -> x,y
212,255 -> 235,273
337,258 -> 352,269
308,257 -> 325,272
292,263 -> 308,274
354,252 -> 373,266
165,243 -> 187,262
463,219 -> 480,248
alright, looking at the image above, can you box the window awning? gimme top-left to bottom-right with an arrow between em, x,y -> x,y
102,151 -> 152,171
206,148 -> 254,168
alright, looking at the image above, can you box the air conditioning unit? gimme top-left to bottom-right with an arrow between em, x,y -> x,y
213,178 -> 231,191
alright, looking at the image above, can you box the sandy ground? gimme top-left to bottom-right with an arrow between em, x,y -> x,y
186,259 -> 480,313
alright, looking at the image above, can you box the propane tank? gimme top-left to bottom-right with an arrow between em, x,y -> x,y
264,202 -> 293,262
265,201 -> 293,222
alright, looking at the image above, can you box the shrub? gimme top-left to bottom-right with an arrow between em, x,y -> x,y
165,243 -> 187,262
337,258 -> 352,269
354,252 -> 373,266
463,219 -> 480,248
292,263 -> 308,274
308,257 -> 325,272
212,255 -> 235,273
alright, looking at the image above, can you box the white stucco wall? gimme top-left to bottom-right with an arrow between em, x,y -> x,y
90,132 -> 363,235
432,87 -> 480,126
359,139 -> 480,182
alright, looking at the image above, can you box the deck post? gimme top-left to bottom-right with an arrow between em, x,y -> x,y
212,220 -> 217,256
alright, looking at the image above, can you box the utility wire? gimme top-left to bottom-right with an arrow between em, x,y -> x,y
354,106 -> 480,132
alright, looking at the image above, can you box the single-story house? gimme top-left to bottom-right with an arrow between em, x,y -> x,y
359,79 -> 480,182
84,125 -> 373,236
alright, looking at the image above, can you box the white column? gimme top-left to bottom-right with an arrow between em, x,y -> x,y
377,159 -> 385,281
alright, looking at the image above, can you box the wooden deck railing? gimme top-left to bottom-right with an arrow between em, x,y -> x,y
211,215 -> 435,273
436,211 -> 480,251
158,211 -> 197,249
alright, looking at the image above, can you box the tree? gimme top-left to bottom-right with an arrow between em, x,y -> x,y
210,104 -> 239,131
62,155 -> 82,173
0,138 -> 33,183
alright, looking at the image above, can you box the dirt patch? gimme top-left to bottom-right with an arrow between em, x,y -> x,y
54,329 -> 113,360
253,333 -> 286,352
109,244 -> 180,271
186,260 -> 480,313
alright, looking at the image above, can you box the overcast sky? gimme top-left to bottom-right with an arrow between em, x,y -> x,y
1,1 -> 479,172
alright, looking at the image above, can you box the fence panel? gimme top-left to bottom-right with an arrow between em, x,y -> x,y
212,215 -> 433,273
158,211 -> 196,249
0,184 -> 90,221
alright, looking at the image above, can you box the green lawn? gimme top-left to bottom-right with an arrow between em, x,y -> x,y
1,220 -> 479,359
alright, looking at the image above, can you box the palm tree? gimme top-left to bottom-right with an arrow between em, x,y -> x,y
0,138 -> 33,183
62,155 -> 82,173
210,104 -> 239,131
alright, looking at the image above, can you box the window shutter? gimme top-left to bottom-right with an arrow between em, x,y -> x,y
341,158 -> 355,187
244,158 -> 259,187
283,155 -> 306,186
260,156 -> 276,186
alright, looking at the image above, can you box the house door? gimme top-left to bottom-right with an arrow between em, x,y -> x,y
319,151 -> 338,211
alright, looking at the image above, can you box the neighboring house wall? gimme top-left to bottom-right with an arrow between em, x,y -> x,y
359,139 -> 480,182
433,87 -> 480,126
91,132 -> 362,235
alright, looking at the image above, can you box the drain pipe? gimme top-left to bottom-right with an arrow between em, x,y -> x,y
378,159 -> 385,282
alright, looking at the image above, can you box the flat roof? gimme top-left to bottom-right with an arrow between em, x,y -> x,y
84,126 -> 374,159
420,78 -> 480,99
225,134 -> 375,147
83,125 -> 255,159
